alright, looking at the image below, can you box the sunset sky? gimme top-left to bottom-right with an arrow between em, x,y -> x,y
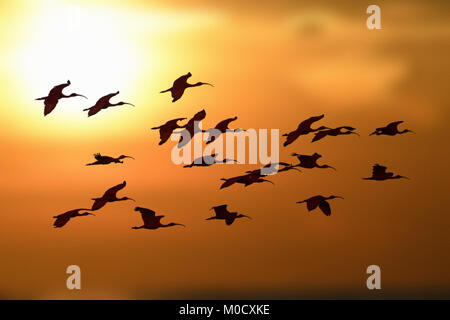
0,0 -> 449,299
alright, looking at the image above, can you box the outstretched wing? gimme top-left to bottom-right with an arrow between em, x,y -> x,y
94,153 -> 104,160
215,116 -> 238,132
283,130 -> 301,146
312,130 -> 329,142
103,181 -> 127,198
43,95 -> 60,116
138,208 -> 157,225
97,92 -> 118,105
220,177 -> 240,189
318,200 -> 331,216
158,126 -> 178,145
386,121 -> 403,131
298,114 -> 325,131
53,214 -> 72,228
225,218 -> 235,225
212,205 -> 229,218
48,82 -> 70,97
306,196 -> 322,211
86,104 -> 103,117
373,164 -> 387,176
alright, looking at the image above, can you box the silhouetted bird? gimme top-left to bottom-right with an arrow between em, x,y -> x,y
36,80 -> 87,116
207,205 -> 251,225
177,109 -> 207,148
161,72 -> 213,102
363,164 -> 409,181
86,153 -> 134,166
151,117 -> 186,145
53,208 -> 95,228
83,91 -> 134,117
312,126 -> 359,142
246,162 -> 301,176
291,153 -> 336,170
204,116 -> 239,144
183,153 -> 238,168
370,121 -> 415,136
220,173 -> 274,189
132,207 -> 185,230
91,181 -> 135,210
283,114 -> 329,146
296,195 -> 343,216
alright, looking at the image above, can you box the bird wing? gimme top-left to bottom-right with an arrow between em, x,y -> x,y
170,87 -> 186,102
43,95 -> 60,116
140,209 -> 157,225
318,200 -> 332,216
339,126 -> 356,131
212,205 -> 230,218
48,82 -> 70,97
158,126 -> 178,145
53,208 -> 88,218
220,176 -> 241,189
306,196 -> 322,211
373,164 -> 387,176
91,198 -> 107,211
94,153 -> 110,161
173,73 -> 190,87
86,103 -> 103,116
298,114 -> 325,130
312,130 -> 330,142
215,117 -> 238,132
225,218 -> 235,225
53,214 -> 72,228
97,93 -> 118,105
103,181 -> 127,198
191,110 -> 207,123
283,130 -> 301,146
386,121 -> 403,131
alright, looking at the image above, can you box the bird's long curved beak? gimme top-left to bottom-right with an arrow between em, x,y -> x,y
78,94 -> 88,99
129,198 -> 136,202
89,213 -> 96,216
329,166 -> 337,171
352,132 -> 360,137
401,176 -> 410,180
336,196 -> 344,200
242,215 -> 252,219
125,156 -> 135,160
409,130 -> 416,134
124,102 -> 135,106
204,82 -> 214,87
175,223 -> 186,227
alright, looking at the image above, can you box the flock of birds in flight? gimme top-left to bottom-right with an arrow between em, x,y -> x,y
36,72 -> 415,229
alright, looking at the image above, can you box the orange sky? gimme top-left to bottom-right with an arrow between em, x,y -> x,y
0,0 -> 449,299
